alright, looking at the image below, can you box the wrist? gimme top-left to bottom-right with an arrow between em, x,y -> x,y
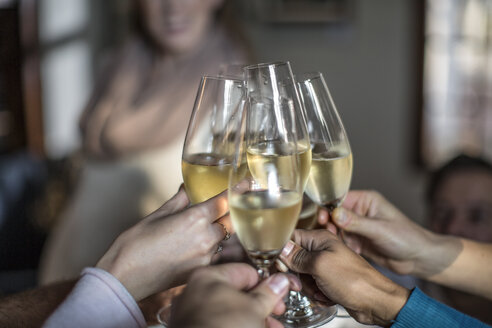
96,255 -> 147,301
363,270 -> 410,326
413,231 -> 462,279
375,282 -> 410,326
410,228 -> 438,277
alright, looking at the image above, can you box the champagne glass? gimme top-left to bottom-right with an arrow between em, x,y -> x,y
182,75 -> 245,204
297,72 -> 352,211
228,62 -> 304,279
282,198 -> 338,328
275,73 -> 343,328
218,63 -> 247,79
157,76 -> 244,327
298,72 -> 353,320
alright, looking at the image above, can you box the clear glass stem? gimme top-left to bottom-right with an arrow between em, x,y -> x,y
257,265 -> 270,279
285,272 -> 315,318
287,291 -> 315,314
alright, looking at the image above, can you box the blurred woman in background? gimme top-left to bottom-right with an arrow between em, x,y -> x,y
40,0 -> 252,284
424,154 -> 492,324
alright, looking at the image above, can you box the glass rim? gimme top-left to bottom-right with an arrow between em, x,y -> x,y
244,61 -> 291,71
201,75 -> 243,83
296,71 -> 324,83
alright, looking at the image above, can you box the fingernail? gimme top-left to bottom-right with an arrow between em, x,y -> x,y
275,259 -> 289,273
289,275 -> 302,291
335,209 -> 347,225
268,274 -> 289,295
281,241 -> 295,258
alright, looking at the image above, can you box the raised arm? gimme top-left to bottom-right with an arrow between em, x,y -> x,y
279,229 -> 489,328
330,190 -> 492,300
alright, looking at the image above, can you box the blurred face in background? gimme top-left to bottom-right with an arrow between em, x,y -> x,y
139,0 -> 224,55
430,169 -> 492,242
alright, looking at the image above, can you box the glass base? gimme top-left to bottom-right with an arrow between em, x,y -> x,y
276,291 -> 337,328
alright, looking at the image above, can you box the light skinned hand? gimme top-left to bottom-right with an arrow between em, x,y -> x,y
280,229 -> 410,327
213,234 -> 248,264
326,190 -> 462,278
328,190 -> 492,300
96,187 -> 232,301
169,263 -> 301,328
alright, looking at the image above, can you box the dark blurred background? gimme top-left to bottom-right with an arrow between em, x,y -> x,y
1,0 -> 491,298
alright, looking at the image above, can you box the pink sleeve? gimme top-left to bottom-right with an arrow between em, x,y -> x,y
43,267 -> 146,328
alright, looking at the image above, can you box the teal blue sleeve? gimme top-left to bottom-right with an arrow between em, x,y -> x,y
391,287 -> 490,328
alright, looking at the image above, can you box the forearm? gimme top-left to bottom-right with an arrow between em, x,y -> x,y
411,231 -> 462,280
43,268 -> 146,328
362,273 -> 410,327
102,108 -> 170,156
425,238 -> 492,300
0,280 -> 76,328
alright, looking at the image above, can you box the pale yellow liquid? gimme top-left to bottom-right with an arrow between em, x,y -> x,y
305,151 -> 353,209
296,198 -> 319,230
230,190 -> 302,261
246,141 -> 312,190
182,153 -> 231,204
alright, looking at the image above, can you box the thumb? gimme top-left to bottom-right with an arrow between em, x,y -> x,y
332,207 -> 379,240
279,240 -> 316,275
250,273 -> 290,317
158,185 -> 190,215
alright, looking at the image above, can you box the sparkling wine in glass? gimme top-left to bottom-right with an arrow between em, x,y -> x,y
181,76 -> 245,204
297,72 -> 353,211
157,76 -> 245,327
295,196 -> 319,230
228,62 -> 304,278
298,72 -> 353,321
276,72 -> 349,328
